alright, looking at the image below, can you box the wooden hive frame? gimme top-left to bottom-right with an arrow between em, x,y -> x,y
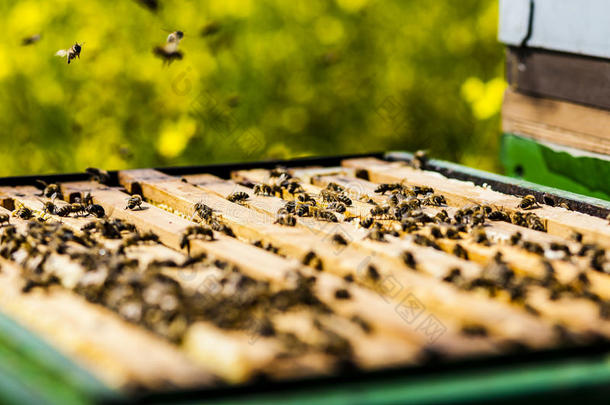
0,152 -> 609,403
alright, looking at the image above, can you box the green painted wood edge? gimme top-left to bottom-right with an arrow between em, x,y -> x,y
0,310 -> 119,405
185,355 -> 610,405
385,150 -> 610,208
499,133 -> 610,202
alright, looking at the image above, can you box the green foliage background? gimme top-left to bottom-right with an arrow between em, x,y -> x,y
0,0 -> 505,177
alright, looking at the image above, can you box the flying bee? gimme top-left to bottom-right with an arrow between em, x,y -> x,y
86,167 -> 111,184
153,30 -> 184,64
227,191 -> 249,203
412,150 -> 429,170
0,213 -> 9,226
125,195 -> 143,210
21,34 -> 41,46
518,195 -> 540,210
55,42 -> 83,64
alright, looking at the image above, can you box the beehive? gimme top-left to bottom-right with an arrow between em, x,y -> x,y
0,153 -> 609,403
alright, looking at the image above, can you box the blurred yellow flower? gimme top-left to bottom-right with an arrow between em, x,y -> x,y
461,77 -> 506,120
315,16 -> 344,45
156,117 -> 198,159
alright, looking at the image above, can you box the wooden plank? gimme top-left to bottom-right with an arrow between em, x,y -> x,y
506,47 -> 610,111
502,89 -> 610,155
115,170 -> 558,349
341,157 -> 610,248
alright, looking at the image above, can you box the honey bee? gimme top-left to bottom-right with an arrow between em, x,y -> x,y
227,191 -> 249,203
331,233 -> 349,246
374,183 -> 403,195
86,167 -> 111,184
518,195 -> 540,210
55,42 -> 83,64
366,228 -> 387,242
401,251 -> 416,268
452,244 -> 469,260
70,203 -> 87,217
412,150 -> 429,170
325,182 -> 345,193
0,213 -> 9,226
422,194 -> 447,207
297,193 -> 317,205
125,195 -> 143,210
488,210 -> 511,222
193,201 -> 213,221
35,180 -> 62,199
360,216 -> 375,229
55,204 -> 72,217
21,34 -> 41,46
86,204 -> 106,218
13,206 -> 33,220
153,31 -> 184,64
302,251 -> 323,270
180,225 -> 214,254
274,212 -> 297,227
327,201 -> 346,213
253,184 -> 273,196
313,209 -> 338,222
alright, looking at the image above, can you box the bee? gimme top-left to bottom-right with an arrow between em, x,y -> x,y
274,213 -> 297,227
327,201 -> 346,213
86,204 -> 106,218
334,288 -> 351,300
518,195 -> 540,210
253,184 -> 273,196
270,168 -> 291,178
452,244 -> 469,260
412,234 -> 441,250
86,167 -> 111,184
21,34 -> 41,46
445,226 -> 461,240
55,42 -> 83,64
153,31 -> 184,64
472,228 -> 490,246
429,225 -> 443,239
180,225 -> 214,254
13,207 -> 33,220
412,186 -> 434,196
509,232 -> 522,246
55,204 -> 72,217
549,242 -> 571,258
370,205 -> 390,218
360,216 -> 374,229
374,183 -> 403,195
367,228 -> 387,242
559,202 -> 570,210
209,219 -> 235,237
510,211 -> 527,227
227,191 -> 249,203
314,210 -> 338,222
0,214 -> 9,226
302,251 -> 323,271
331,233 -> 349,246
125,195 -> 143,210
488,210 -> 511,222
295,204 -> 313,217
412,150 -> 429,170
325,182 -> 345,193
401,218 -> 419,233
422,194 -> 446,207
41,201 -> 56,215
193,201 -> 213,221
525,212 -> 546,232
355,169 -> 369,180
70,203 -> 87,217
366,265 -> 380,281
401,251 -> 416,268
34,180 -> 63,199
134,0 -> 158,11
434,210 -> 449,223
297,193 -> 317,205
